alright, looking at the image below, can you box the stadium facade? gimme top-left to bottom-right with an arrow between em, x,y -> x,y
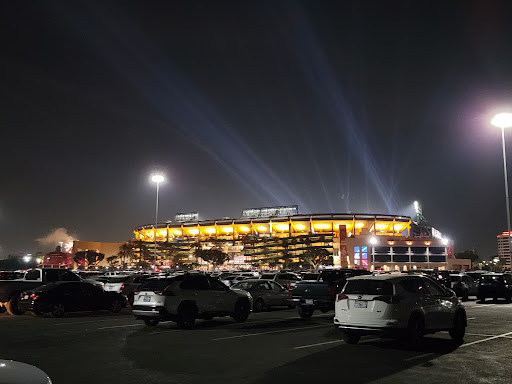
133,206 -> 455,271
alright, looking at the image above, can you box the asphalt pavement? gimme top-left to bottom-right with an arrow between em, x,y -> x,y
1,299 -> 511,384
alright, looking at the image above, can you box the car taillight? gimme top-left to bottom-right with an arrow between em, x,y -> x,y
336,293 -> 349,301
374,295 -> 400,304
120,284 -> 125,291
30,294 -> 38,300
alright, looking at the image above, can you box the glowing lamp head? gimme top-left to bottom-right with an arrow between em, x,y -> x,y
442,238 -> 449,246
491,113 -> 512,129
369,237 -> 378,245
414,201 -> 419,211
151,175 -> 164,183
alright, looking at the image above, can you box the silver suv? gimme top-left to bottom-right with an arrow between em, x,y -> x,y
132,274 -> 252,328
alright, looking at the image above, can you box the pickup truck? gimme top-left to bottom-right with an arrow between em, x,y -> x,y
289,269 -> 371,318
0,268 -> 81,315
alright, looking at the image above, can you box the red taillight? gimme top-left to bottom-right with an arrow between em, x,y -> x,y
120,284 -> 125,291
336,293 -> 349,301
30,294 -> 38,300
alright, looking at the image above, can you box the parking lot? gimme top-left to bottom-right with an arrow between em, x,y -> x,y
1,299 -> 511,384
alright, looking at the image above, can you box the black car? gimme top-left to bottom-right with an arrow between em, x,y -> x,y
19,281 -> 126,317
477,274 -> 512,302
231,279 -> 292,312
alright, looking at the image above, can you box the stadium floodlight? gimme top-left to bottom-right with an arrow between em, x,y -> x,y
492,114 -> 512,265
369,237 -> 378,245
442,238 -> 449,246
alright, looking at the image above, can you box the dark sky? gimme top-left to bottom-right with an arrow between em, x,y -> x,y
2,0 -> 512,258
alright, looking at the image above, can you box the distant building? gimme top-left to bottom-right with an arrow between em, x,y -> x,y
71,241 -> 125,267
497,232 -> 512,267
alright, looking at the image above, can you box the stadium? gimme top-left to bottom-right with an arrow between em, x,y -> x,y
133,205 -> 458,271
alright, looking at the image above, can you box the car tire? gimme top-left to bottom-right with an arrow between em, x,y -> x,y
232,299 -> 251,323
461,290 -> 469,302
449,311 -> 466,344
109,299 -> 123,313
50,303 -> 65,318
177,303 -> 197,329
6,295 -> 25,316
506,293 -> 512,303
253,298 -> 265,313
343,331 -> 361,345
144,319 -> 159,327
405,314 -> 424,347
0,305 -> 6,314
297,306 -> 314,319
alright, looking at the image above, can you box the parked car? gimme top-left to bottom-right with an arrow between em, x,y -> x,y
466,271 -> 487,284
0,271 -> 24,280
103,275 -> 149,305
132,274 -> 252,328
334,274 -> 466,345
0,359 -> 52,384
450,274 -> 478,301
289,269 -> 356,318
231,279 -> 292,312
220,275 -> 250,287
259,272 -> 302,289
477,273 -> 512,302
0,268 -> 81,315
18,281 -> 126,318
299,272 -> 320,281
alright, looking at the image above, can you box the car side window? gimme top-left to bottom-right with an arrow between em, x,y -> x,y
208,277 -> 227,291
25,270 -> 41,281
180,275 -> 211,290
44,270 -> 60,282
61,271 -> 80,282
399,278 -> 427,295
268,281 -> 284,291
422,278 -> 445,296
256,282 -> 271,290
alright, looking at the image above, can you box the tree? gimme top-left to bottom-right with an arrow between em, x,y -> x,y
194,248 -> 229,266
74,250 -> 105,267
456,249 -> 479,267
106,255 -> 119,267
118,242 -> 135,267
300,248 -> 333,269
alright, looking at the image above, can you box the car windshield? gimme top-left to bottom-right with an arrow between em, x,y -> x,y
260,274 -> 276,279
107,276 -> 131,283
231,281 -> 256,290
301,273 -> 319,280
344,279 -> 394,295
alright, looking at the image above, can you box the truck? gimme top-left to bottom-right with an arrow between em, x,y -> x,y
0,268 -> 81,315
289,269 -> 371,318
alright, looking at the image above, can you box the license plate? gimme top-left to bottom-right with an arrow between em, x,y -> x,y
354,300 -> 367,308
24,295 -> 28,299
143,295 -> 151,302
305,299 -> 314,305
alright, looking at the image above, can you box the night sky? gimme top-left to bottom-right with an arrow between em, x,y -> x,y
2,0 -> 512,259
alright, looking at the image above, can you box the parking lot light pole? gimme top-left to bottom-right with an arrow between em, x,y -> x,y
151,174 -> 165,261
491,113 -> 512,266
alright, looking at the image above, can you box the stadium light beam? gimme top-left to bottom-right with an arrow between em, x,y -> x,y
491,113 -> 512,265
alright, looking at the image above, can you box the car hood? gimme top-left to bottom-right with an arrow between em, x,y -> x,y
0,360 -> 51,384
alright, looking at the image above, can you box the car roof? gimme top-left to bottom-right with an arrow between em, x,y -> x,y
348,274 -> 415,281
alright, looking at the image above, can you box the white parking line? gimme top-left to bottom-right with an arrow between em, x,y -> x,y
460,331 -> 512,348
97,324 -> 144,330
54,318 -> 132,326
212,324 -> 331,341
294,339 -> 343,350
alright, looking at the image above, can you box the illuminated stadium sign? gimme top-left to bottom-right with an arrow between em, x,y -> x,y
431,227 -> 443,239
174,212 -> 199,222
241,205 -> 298,219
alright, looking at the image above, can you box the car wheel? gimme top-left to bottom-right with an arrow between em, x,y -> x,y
506,293 -> 512,303
343,331 -> 361,345
109,299 -> 123,313
144,319 -> 159,327
177,303 -> 197,329
405,314 -> 424,347
297,306 -> 314,319
232,299 -> 251,323
6,295 -> 25,316
449,311 -> 466,344
253,298 -> 265,313
51,303 -> 65,318
0,305 -> 6,314
461,290 -> 469,302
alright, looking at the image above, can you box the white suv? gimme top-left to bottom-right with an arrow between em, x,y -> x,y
132,274 -> 252,328
334,274 -> 466,345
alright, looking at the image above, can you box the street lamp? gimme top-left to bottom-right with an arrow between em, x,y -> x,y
151,174 -> 165,261
491,113 -> 512,266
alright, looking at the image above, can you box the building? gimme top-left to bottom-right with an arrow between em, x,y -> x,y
497,232 -> 512,267
71,241 -> 125,267
133,206 -> 455,271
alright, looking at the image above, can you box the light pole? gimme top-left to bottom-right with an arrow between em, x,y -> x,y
491,113 -> 512,267
151,174 -> 165,262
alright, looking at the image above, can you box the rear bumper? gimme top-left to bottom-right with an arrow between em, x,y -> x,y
132,305 -> 174,320
334,317 -> 402,336
288,297 -> 334,310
